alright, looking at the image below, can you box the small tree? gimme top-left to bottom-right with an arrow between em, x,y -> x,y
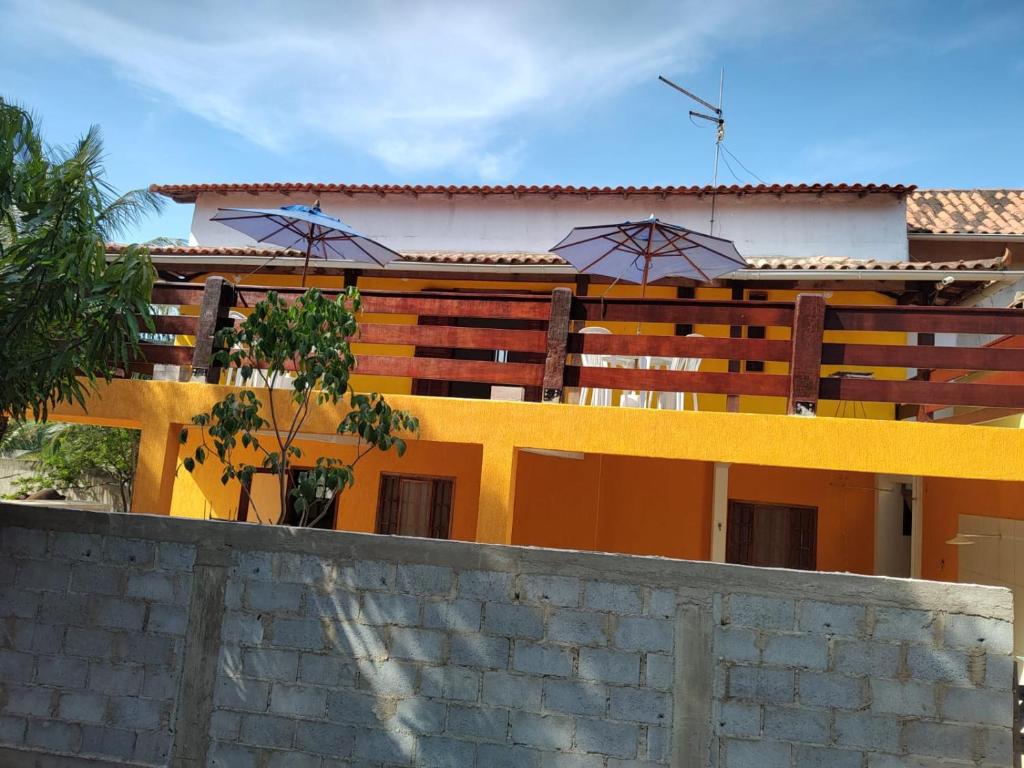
180,287 -> 418,527
10,424 -> 140,513
0,99 -> 161,443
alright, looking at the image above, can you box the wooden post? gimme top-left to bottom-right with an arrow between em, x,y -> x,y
191,276 -> 236,384
786,293 -> 827,415
542,288 -> 573,403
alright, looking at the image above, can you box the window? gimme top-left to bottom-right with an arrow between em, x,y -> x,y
238,468 -> 339,530
726,501 -> 817,571
744,291 -> 767,372
376,474 -> 454,539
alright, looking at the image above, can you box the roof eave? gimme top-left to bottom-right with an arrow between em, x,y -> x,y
908,232 -> 1024,242
135,254 -> 1017,283
149,182 -> 916,205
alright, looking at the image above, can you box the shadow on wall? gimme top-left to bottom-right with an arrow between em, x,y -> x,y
212,540 -> 590,763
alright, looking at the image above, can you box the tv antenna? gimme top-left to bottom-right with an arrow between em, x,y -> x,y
659,69 -> 725,234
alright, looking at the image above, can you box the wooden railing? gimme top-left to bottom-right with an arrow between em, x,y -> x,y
136,278 -> 1024,416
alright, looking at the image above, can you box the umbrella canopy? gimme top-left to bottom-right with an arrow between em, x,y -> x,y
212,203 -> 402,285
550,216 -> 747,289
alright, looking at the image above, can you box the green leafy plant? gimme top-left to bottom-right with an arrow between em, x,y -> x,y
180,287 -> 418,527
9,424 -> 140,513
0,99 -> 161,443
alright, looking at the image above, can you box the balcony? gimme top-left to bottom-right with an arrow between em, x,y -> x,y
136,278 -> 1024,421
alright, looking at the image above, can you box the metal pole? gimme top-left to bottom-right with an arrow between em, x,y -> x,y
710,69 -> 724,236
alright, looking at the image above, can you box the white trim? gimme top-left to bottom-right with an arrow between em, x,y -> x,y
519,449 -> 585,460
710,462 -> 730,563
139,254 -> 1023,283
910,476 -> 924,579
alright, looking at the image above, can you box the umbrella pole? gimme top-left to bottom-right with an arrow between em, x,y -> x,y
300,238 -> 313,287
637,257 -> 651,335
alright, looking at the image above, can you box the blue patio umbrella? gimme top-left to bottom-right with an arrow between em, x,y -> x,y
212,203 -> 402,286
550,216 -> 747,292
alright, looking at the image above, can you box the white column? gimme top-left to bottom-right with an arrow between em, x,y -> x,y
710,462 -> 730,563
910,476 -> 924,579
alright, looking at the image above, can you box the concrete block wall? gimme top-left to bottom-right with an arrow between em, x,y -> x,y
712,595 -> 1015,767
0,521 -> 195,765
0,504 -> 1014,768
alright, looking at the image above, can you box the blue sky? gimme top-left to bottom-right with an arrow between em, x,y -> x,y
1,0 -> 1022,243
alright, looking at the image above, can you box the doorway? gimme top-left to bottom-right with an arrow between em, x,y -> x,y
726,500 -> 818,570
376,473 -> 454,539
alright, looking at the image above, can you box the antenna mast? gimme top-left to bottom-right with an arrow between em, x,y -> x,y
658,69 -> 725,234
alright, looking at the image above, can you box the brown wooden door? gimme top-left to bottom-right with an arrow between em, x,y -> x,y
726,501 -> 817,570
376,474 -> 454,539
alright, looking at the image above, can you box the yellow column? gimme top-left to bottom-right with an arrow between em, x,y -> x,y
475,444 -> 518,544
131,423 -> 182,515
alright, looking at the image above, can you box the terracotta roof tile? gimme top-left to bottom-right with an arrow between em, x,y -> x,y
908,190 -> 1024,235
149,182 -> 914,203
111,244 -> 1008,272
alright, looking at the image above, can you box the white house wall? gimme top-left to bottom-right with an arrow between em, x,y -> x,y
189,191 -> 909,261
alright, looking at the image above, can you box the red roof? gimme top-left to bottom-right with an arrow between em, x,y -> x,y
150,182 -> 914,204
908,190 -> 1024,235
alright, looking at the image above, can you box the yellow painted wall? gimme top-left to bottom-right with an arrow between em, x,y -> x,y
921,477 -> 1024,584
170,428 -> 482,540
44,380 -> 1024,555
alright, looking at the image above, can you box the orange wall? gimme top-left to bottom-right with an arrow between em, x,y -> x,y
922,477 -> 1024,583
728,465 -> 876,574
512,456 -> 875,572
594,456 -> 712,559
511,453 -> 712,559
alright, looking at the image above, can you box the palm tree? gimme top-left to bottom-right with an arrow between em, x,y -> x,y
0,99 -> 163,443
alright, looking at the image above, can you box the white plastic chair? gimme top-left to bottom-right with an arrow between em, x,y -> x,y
224,310 -> 295,390
653,333 -> 704,411
578,326 -> 613,406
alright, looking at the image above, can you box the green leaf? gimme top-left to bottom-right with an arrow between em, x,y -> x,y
182,457 -> 195,473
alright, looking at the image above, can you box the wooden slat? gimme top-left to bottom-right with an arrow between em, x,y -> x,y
542,288 -> 573,402
136,344 -> 194,366
565,366 -> 790,397
354,355 -> 544,387
818,377 -> 1024,408
151,315 -> 200,334
359,294 -> 551,320
354,323 -> 546,353
570,334 -> 792,362
826,305 -> 1024,334
574,297 -> 794,326
821,343 -> 1024,371
151,284 -> 205,305
788,294 -> 827,415
232,288 -> 551,320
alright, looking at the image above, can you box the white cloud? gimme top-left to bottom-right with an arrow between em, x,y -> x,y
6,0 -> 798,178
